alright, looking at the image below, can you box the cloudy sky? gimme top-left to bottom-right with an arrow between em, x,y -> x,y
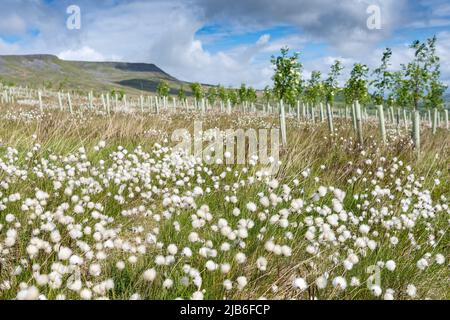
0,0 -> 449,88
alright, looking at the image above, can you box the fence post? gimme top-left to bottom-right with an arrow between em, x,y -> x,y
106,94 -> 111,115
377,105 -> 386,143
355,101 -> 363,145
445,109 -> 449,130
67,92 -> 73,114
279,100 -> 287,147
320,102 -> 324,122
101,94 -> 106,113
351,102 -> 357,131
58,92 -> 63,111
413,110 -> 420,156
326,103 -> 333,133
38,90 -> 43,113
432,108 -> 437,134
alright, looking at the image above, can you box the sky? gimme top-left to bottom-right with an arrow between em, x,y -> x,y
0,0 -> 449,89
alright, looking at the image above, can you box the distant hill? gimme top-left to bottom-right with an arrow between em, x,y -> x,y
0,54 -> 189,94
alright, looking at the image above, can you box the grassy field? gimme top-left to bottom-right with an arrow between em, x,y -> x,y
0,101 -> 448,300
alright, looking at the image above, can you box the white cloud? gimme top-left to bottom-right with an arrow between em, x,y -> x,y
0,14 -> 27,35
58,46 -> 107,61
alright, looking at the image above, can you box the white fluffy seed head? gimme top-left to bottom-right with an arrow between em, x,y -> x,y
293,277 -> 308,291
143,268 -> 157,282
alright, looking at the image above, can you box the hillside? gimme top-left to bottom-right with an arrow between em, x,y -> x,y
0,54 -> 187,94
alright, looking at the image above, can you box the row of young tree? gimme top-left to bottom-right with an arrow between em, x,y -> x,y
153,35 -> 446,114
270,35 -> 447,112
155,80 -> 258,108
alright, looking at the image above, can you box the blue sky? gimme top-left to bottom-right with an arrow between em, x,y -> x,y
0,0 -> 449,88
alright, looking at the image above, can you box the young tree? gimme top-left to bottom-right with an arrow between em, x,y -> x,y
323,60 -> 343,105
392,71 -> 411,109
424,36 -> 447,110
345,63 -> 370,105
227,88 -> 238,106
304,71 -> 322,106
371,48 -> 394,106
404,38 -> 433,110
177,85 -> 186,102
271,46 -> 302,105
217,85 -> 228,103
247,87 -> 257,104
371,48 -> 394,141
189,82 -> 203,106
345,63 -> 369,144
238,84 -> 248,104
156,81 -> 170,98
263,86 -> 272,104
207,87 -> 217,106
296,77 -> 306,102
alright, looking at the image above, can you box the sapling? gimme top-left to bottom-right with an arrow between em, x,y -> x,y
190,83 -> 203,111
323,60 -> 343,132
271,46 -> 302,124
304,71 -> 322,123
345,63 -> 370,137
